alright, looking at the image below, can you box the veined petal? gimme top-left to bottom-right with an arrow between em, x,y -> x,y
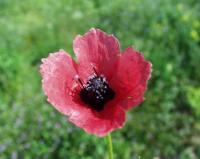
40,50 -> 78,115
73,28 -> 120,82
69,103 -> 125,137
111,47 -> 152,110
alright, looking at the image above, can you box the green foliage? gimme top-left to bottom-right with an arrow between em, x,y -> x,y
187,87 -> 200,115
0,0 -> 200,158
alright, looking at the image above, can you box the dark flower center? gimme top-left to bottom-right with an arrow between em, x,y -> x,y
80,74 -> 115,111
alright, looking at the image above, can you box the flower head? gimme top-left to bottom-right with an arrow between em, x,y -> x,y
40,28 -> 152,137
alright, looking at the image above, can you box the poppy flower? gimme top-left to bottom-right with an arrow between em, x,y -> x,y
40,28 -> 152,137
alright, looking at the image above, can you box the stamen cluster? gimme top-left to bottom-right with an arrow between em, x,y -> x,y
80,74 -> 115,111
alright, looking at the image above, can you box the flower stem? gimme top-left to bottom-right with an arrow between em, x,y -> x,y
106,133 -> 113,159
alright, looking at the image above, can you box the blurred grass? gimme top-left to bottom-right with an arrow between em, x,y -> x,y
0,0 -> 200,158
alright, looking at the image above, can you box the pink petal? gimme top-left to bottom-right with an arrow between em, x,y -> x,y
69,103 -> 125,137
40,50 -> 78,115
111,47 -> 152,110
73,28 -> 120,82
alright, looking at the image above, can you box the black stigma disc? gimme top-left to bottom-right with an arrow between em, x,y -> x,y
80,74 -> 115,111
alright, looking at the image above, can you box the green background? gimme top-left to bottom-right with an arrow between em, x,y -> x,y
0,0 -> 200,158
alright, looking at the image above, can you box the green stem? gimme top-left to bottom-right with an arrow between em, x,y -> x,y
106,133 -> 113,159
